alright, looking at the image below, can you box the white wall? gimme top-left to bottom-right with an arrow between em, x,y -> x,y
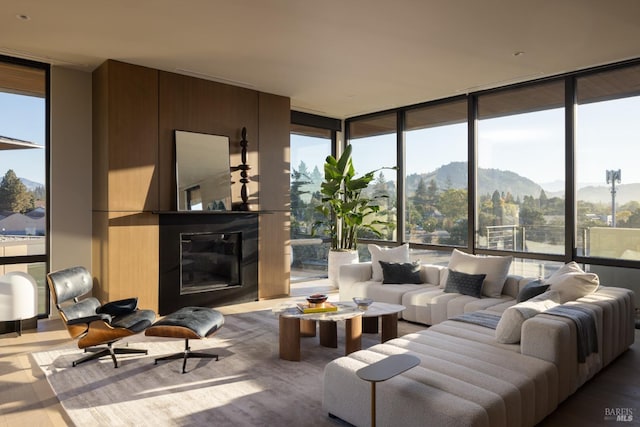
49,67 -> 92,272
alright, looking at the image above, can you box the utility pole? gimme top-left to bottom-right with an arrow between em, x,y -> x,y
606,169 -> 621,227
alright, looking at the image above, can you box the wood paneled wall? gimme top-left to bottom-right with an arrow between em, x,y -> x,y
258,93 -> 291,298
92,60 -> 291,311
92,61 -> 160,310
157,71 -> 259,211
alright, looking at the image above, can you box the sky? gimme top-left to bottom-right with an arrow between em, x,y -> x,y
2,88 -> 639,191
0,92 -> 46,184
293,96 -> 640,191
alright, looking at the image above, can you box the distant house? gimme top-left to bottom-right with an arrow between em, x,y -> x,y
0,212 -> 45,235
25,207 -> 45,219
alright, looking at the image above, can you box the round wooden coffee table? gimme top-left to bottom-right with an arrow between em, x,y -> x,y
273,303 -> 362,361
334,301 -> 405,343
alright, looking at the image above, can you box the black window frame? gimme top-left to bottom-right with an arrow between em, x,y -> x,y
0,54 -> 50,318
344,57 -> 640,272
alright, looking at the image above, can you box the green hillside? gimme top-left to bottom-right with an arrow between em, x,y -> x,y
406,161 -> 543,199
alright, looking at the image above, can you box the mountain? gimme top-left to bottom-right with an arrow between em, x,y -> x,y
577,184 -> 640,204
406,162 -> 543,200
20,178 -> 44,191
405,163 -> 640,204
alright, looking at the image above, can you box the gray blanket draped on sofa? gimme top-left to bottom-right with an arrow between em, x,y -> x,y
545,305 -> 598,363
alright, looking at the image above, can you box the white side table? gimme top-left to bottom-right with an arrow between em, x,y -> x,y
356,354 -> 420,427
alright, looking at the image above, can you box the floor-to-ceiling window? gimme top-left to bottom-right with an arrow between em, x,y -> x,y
0,57 -> 49,322
405,99 -> 468,247
476,81 -> 566,277
290,112 -> 339,282
347,112 -> 398,260
403,100 -> 468,265
575,64 -> 640,262
344,58 -> 640,285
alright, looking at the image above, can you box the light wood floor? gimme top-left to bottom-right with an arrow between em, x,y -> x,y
1,287 -> 638,427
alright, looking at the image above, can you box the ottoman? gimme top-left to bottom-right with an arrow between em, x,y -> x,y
145,306 -> 225,373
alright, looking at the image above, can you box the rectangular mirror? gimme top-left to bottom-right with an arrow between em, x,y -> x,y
175,130 -> 231,211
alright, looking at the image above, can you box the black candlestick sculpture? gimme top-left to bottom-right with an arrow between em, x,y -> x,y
234,127 -> 251,211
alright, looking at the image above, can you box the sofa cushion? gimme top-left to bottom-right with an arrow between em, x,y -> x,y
444,269 -> 485,298
517,279 -> 550,302
380,261 -> 422,284
440,249 -> 513,298
369,243 -> 410,281
495,290 -> 561,344
545,262 -> 599,303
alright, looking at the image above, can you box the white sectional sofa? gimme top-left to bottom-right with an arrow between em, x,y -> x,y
324,285 -> 635,427
339,261 -> 531,325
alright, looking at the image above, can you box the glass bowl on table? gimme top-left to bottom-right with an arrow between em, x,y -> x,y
353,297 -> 373,311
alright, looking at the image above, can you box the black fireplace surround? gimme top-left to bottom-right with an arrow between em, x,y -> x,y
158,212 -> 258,315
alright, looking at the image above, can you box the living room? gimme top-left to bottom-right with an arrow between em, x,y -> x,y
1,1 -> 640,426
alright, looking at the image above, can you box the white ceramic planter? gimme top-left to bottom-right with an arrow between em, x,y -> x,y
328,250 -> 359,288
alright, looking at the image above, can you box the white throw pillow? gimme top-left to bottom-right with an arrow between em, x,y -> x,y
495,290 -> 561,344
368,243 -> 410,282
545,261 -> 599,303
440,249 -> 512,298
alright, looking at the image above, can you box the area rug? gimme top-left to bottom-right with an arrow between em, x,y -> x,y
31,309 -> 423,426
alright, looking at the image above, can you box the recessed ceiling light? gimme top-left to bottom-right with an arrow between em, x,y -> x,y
513,51 -> 525,57
16,14 -> 31,21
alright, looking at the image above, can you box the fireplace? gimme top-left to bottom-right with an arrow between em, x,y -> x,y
158,212 -> 258,315
180,231 -> 241,294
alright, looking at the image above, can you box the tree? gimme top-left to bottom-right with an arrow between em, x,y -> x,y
410,177 -> 429,217
290,166 -> 311,235
520,205 -> 545,227
0,169 -> 33,213
426,179 -> 438,205
438,189 -> 467,223
539,189 -> 548,209
491,190 -> 503,225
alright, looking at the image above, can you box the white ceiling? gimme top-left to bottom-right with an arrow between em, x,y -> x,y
1,0 -> 640,119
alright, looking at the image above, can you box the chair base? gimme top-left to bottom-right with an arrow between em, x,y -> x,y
74,342 -> 148,368
154,338 -> 219,373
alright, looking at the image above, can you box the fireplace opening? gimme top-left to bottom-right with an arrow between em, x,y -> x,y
180,232 -> 242,295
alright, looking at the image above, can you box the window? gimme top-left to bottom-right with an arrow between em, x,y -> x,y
347,112 -> 398,255
0,58 -> 49,318
576,64 -> 640,261
405,100 -> 468,248
476,81 -> 566,256
290,115 -> 336,282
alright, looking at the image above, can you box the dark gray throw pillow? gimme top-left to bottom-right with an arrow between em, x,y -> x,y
443,269 -> 485,298
517,279 -> 550,302
379,261 -> 422,284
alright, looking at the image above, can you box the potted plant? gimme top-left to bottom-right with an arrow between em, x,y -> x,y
313,144 -> 395,286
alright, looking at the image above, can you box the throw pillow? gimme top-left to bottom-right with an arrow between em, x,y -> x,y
369,243 -> 410,282
545,262 -> 599,303
517,279 -> 550,302
440,249 -> 512,298
379,261 -> 422,284
495,290 -> 560,344
443,269 -> 486,298
97,297 -> 138,316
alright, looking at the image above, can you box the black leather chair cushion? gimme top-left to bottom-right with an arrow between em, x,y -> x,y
111,309 -> 156,333
61,297 -> 102,322
150,307 -> 225,338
